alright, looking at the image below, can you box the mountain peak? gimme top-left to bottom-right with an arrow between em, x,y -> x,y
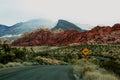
57,19 -> 69,23
52,19 -> 85,32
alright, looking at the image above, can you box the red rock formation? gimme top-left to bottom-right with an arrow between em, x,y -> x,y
86,24 -> 120,44
11,23 -> 120,46
112,23 -> 120,31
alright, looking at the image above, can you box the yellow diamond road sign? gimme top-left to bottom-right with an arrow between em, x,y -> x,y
82,48 -> 90,56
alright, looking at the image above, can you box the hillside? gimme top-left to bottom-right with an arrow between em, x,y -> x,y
9,19 -> 54,35
0,24 -> 9,36
0,19 -> 54,37
86,24 -> 120,44
11,23 -> 120,46
51,19 -> 85,32
0,19 -> 87,41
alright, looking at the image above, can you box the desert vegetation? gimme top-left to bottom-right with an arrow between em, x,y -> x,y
0,43 -> 120,78
73,59 -> 119,80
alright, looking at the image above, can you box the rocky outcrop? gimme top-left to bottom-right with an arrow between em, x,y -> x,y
11,29 -> 81,46
11,23 -> 120,46
86,24 -> 120,44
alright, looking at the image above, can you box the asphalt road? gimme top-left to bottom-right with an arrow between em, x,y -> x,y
0,65 -> 75,80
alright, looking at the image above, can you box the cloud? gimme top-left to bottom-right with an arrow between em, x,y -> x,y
0,0 -> 120,27
0,34 -> 22,38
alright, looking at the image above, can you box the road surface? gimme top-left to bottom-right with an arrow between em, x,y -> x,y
0,65 -> 75,80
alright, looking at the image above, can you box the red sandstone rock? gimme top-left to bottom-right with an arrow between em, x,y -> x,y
11,23 -> 120,46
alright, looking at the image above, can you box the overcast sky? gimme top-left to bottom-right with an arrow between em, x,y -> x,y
0,0 -> 120,27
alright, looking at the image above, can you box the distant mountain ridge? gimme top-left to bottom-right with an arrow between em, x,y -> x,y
0,24 -> 9,36
9,19 -> 54,35
0,19 -> 86,40
11,23 -> 120,46
0,19 -> 55,38
52,20 -> 85,32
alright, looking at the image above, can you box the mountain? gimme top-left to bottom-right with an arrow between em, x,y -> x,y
0,19 -> 87,40
11,23 -> 120,46
0,24 -> 9,36
9,19 -> 54,35
52,19 -> 85,32
0,19 -> 55,39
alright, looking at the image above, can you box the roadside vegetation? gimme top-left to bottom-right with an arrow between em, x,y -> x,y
0,43 -> 120,78
73,59 -> 119,80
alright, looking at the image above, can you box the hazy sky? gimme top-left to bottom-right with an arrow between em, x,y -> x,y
0,0 -> 120,27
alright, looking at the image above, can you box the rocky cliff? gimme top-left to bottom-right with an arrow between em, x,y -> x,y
11,23 -> 120,46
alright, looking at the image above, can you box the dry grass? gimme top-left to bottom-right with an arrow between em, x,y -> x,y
34,56 -> 67,65
0,62 -> 38,69
5,62 -> 23,67
83,71 -> 119,80
73,59 -> 119,80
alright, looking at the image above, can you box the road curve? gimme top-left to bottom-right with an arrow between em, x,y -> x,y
0,65 -> 75,80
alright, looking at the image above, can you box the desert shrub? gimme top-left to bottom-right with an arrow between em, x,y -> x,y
73,65 -> 84,78
1,44 -> 120,70
14,59 -> 23,63
34,56 -> 66,65
5,62 -> 23,68
73,59 -> 119,80
22,62 -> 33,66
73,59 -> 99,78
83,71 -> 119,80
35,45 -> 120,64
0,63 -> 4,68
34,56 -> 43,64
0,44 -> 15,64
31,62 -> 39,65
99,60 -> 120,76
